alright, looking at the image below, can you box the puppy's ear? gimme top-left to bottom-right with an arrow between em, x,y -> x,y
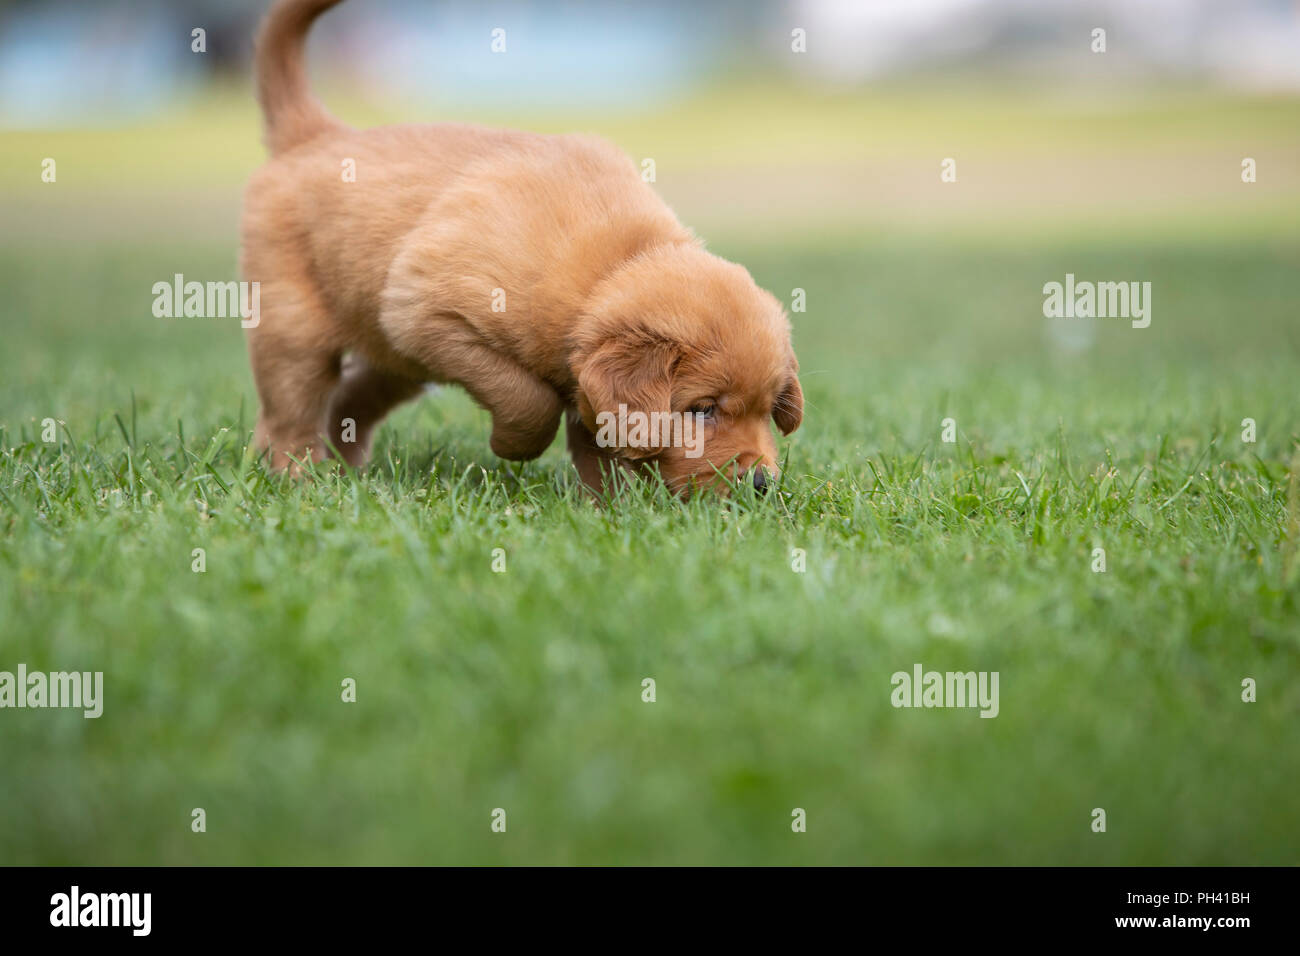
577,336 -> 678,458
773,370 -> 803,435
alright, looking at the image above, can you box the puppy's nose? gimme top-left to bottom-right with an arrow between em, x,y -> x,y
752,468 -> 769,494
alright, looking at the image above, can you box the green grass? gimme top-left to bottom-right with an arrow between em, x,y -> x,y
2,230 -> 1297,864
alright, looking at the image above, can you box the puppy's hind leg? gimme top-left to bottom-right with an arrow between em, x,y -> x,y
246,279 -> 342,473
324,354 -> 425,469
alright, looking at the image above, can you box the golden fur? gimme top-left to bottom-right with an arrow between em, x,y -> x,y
243,0 -> 802,495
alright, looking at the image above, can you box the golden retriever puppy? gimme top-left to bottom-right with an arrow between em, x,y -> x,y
243,0 -> 803,495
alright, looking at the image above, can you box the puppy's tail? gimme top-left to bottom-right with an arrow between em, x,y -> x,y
254,0 -> 346,155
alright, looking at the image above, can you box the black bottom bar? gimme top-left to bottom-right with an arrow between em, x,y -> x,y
0,866 -> 1286,942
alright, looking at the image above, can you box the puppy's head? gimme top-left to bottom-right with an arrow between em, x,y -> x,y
573,243 -> 802,497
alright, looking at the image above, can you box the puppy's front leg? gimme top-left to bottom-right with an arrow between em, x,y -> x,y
477,360 -> 564,461
565,411 -> 627,494
380,307 -> 562,461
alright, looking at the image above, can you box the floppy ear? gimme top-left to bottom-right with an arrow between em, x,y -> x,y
773,371 -> 803,435
576,336 -> 678,458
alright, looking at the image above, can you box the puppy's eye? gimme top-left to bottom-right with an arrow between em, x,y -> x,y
689,401 -> 717,419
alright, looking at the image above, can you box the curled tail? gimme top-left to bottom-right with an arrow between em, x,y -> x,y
254,0 -> 346,155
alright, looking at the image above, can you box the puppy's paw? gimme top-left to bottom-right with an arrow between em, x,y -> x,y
254,418 -> 328,476
488,386 -> 564,461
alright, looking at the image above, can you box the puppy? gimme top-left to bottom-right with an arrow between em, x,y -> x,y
242,0 -> 803,496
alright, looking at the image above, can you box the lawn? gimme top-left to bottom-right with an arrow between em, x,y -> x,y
1,85 -> 1298,864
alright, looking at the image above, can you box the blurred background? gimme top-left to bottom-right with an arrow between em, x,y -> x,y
2,0 -> 1298,245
